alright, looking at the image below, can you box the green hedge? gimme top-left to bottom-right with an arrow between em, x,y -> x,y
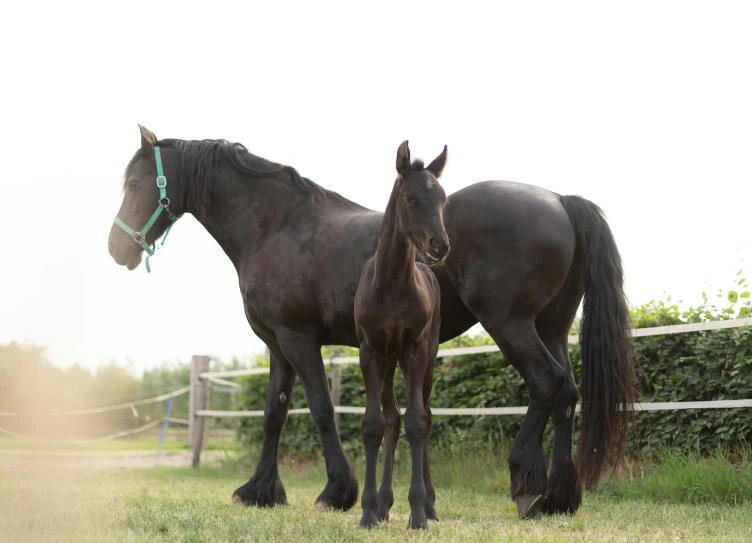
237,287 -> 752,460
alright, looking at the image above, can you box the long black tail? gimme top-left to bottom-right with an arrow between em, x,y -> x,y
560,195 -> 636,490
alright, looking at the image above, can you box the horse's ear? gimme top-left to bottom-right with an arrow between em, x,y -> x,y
138,124 -> 158,151
426,145 -> 448,178
396,140 -> 411,177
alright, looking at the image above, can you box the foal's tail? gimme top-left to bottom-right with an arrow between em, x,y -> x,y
560,195 -> 636,490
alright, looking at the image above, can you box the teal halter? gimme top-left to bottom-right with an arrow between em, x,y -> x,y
113,146 -> 179,272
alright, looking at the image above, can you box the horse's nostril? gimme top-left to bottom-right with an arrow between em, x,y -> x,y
430,238 -> 441,250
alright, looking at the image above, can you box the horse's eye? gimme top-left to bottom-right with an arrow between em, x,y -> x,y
127,179 -> 139,189
405,195 -> 415,205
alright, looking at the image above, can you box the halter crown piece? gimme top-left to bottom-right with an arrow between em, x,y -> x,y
113,146 -> 179,272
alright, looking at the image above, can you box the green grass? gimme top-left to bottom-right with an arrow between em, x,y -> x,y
0,436 -> 243,454
0,437 -> 188,454
602,448 -> 752,506
1,448 -> 751,542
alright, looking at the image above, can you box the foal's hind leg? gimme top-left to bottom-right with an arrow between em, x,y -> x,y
401,342 -> 430,530
540,336 -> 581,515
483,319 -> 566,518
422,333 -> 440,522
377,358 -> 399,522
233,347 -> 296,507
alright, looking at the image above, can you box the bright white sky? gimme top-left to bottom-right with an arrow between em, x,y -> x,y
0,2 -> 750,374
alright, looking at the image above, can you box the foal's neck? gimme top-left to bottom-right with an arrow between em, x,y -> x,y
374,179 -> 415,285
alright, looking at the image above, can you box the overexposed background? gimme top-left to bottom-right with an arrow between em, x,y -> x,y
0,1 -> 749,373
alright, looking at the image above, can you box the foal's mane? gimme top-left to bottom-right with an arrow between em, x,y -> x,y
124,138 -> 354,214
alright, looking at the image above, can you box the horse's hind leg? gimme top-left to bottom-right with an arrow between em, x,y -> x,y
275,328 -> 359,511
483,318 -> 566,518
377,357 -> 399,522
233,346 -> 296,507
541,336 -> 581,515
536,265 -> 584,515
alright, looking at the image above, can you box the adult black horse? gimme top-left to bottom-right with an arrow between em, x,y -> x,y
109,126 -> 634,518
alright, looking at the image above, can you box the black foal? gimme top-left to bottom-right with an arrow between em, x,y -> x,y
354,140 -> 449,529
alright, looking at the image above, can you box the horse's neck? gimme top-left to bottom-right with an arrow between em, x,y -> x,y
373,179 -> 415,285
192,170 -> 315,269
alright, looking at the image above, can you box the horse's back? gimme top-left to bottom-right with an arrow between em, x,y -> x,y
443,180 -> 576,322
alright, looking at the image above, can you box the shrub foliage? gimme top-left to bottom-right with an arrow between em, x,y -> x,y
236,281 -> 752,460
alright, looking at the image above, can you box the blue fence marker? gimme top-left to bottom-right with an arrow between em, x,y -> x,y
158,394 -> 175,453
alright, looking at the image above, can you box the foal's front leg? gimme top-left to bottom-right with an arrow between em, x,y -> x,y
401,342 -> 429,530
359,345 -> 387,528
377,358 -> 399,522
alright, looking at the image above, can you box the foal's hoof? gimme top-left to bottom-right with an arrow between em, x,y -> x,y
515,493 -> 545,519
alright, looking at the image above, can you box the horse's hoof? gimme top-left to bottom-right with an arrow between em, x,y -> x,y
425,504 -> 439,522
313,461 -> 359,511
313,500 -> 330,511
360,512 -> 379,529
516,493 -> 545,519
408,512 -> 428,530
232,476 -> 287,507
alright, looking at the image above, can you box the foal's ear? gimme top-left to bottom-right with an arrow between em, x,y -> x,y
138,124 -> 158,151
396,140 -> 411,177
426,145 -> 448,178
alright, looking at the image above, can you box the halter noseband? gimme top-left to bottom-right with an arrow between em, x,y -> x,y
113,146 -> 179,272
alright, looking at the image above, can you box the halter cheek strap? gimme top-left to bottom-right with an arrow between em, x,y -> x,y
113,146 -> 179,272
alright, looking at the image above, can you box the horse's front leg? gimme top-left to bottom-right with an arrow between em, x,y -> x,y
401,342 -> 429,530
359,344 -> 387,528
233,345 -> 296,507
276,328 -> 359,511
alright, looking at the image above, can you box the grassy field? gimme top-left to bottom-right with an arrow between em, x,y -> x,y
1,444 -> 751,543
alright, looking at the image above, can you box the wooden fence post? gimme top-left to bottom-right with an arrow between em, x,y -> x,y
330,351 -> 342,430
189,355 -> 211,468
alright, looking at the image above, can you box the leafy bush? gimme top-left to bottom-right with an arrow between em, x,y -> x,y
236,280 -> 752,461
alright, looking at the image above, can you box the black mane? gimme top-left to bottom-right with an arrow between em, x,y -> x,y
124,138 -> 354,215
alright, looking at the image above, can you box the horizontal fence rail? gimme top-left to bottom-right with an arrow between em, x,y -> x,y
186,319 -> 752,466
200,317 -> 752,380
0,386 -> 192,451
0,416 -> 189,444
0,386 -> 191,418
197,399 -> 752,419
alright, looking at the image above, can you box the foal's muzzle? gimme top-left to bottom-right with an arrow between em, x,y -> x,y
425,238 -> 450,264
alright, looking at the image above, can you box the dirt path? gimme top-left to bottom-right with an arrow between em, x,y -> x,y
0,450 -> 226,472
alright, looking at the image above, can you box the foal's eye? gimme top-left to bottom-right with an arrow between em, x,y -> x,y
405,195 -> 415,206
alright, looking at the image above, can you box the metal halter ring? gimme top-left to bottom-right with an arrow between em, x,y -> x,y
160,197 -> 171,208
